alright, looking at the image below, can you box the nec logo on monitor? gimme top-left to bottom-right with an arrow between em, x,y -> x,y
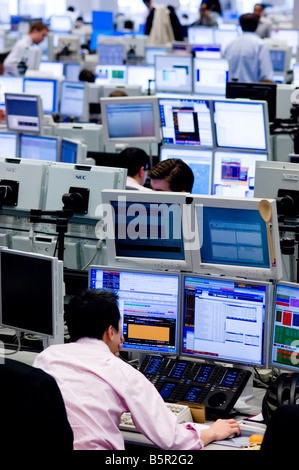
75,175 -> 87,180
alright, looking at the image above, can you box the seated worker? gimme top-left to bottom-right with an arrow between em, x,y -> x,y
33,288 -> 241,450
253,3 -> 272,39
149,158 -> 194,192
223,13 -> 273,83
119,146 -> 153,191
190,3 -> 218,27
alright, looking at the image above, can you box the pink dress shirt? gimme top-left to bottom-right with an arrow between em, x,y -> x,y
33,338 -> 205,450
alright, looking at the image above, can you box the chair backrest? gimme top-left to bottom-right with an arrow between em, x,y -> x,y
0,358 -> 73,451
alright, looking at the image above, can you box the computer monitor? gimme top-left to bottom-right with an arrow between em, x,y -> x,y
44,163 -> 127,220
213,150 -> 268,198
268,45 -> 292,83
155,54 -> 193,94
160,146 -> 213,195
19,134 -> 60,162
159,97 -> 214,147
189,195 -> 283,280
270,29 -> 299,56
88,266 -> 181,354
60,137 -> 87,164
0,76 -> 24,106
193,58 -> 230,95
59,81 -> 89,121
98,43 -> 125,65
127,65 -> 155,94
100,96 -> 161,145
181,273 -> 271,367
23,77 -> 58,114
49,14 -> 72,33
0,248 -> 64,347
212,99 -> 270,152
292,62 -> 299,85
64,62 -> 81,81
101,189 -> 194,272
213,29 -> 239,52
39,61 -> 64,78
95,65 -> 128,85
5,93 -> 43,135
225,82 -> 277,123
145,46 -> 169,65
269,281 -> 299,372
0,132 -> 18,158
0,157 -> 47,212
187,27 -> 215,45
192,44 -> 222,59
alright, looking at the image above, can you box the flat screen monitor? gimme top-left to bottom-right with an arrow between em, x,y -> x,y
39,61 -> 64,78
19,134 -> 60,162
213,150 -> 268,198
214,29 -> 239,52
160,146 -> 213,195
127,65 -> 155,94
270,29 -> 299,55
95,65 -> 128,85
98,43 -> 125,65
44,163 -> 127,220
159,97 -> 214,147
192,44 -> 221,59
193,58 -> 229,95
189,195 -> 283,280
0,157 -> 47,211
64,62 -> 81,81
187,27 -> 215,45
5,93 -> 43,135
181,274 -> 271,367
145,46 -> 169,65
0,132 -> 18,158
212,99 -> 269,152
100,96 -> 161,144
101,189 -> 194,272
225,81 -> 277,123
269,281 -> 299,372
23,77 -> 58,114
155,54 -> 193,94
60,137 -> 87,164
49,15 -> 72,33
59,81 -> 88,121
88,266 -> 181,354
0,248 -> 64,346
0,76 -> 24,105
268,46 -> 292,75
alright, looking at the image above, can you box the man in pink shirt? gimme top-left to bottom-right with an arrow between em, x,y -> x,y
33,289 -> 240,450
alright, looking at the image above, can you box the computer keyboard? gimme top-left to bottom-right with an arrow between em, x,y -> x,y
119,403 -> 193,433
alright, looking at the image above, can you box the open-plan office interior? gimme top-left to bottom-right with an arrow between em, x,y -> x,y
1,0 -> 299,452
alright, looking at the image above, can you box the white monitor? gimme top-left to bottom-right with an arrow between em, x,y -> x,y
95,64 -> 128,85
0,132 -> 18,158
0,157 -> 48,211
160,146 -> 213,195
44,163 -> 127,219
57,35 -> 80,54
193,58 -> 230,95
268,45 -> 292,80
101,189 -> 194,272
0,247 -> 64,347
155,54 -> 193,94
269,281 -> 299,372
64,62 -> 81,81
213,150 -> 268,198
181,273 -> 272,367
213,29 -> 239,52
0,76 -> 23,106
100,95 -> 161,145
59,81 -> 89,121
212,99 -> 270,152
49,15 -> 72,33
60,137 -> 87,164
158,97 -> 214,148
5,93 -> 43,135
188,195 -> 283,280
19,134 -> 60,162
145,45 -> 169,65
89,266 -> 181,354
187,26 -> 215,45
127,65 -> 155,94
23,77 -> 58,114
98,43 -> 125,65
39,61 -> 64,78
270,29 -> 299,56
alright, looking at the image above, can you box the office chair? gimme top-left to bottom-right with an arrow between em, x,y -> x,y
261,404 -> 299,451
0,358 -> 73,451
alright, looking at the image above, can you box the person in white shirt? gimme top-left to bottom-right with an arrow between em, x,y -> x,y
33,288 -> 241,450
253,3 -> 272,39
4,20 -> 49,76
119,146 -> 153,191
